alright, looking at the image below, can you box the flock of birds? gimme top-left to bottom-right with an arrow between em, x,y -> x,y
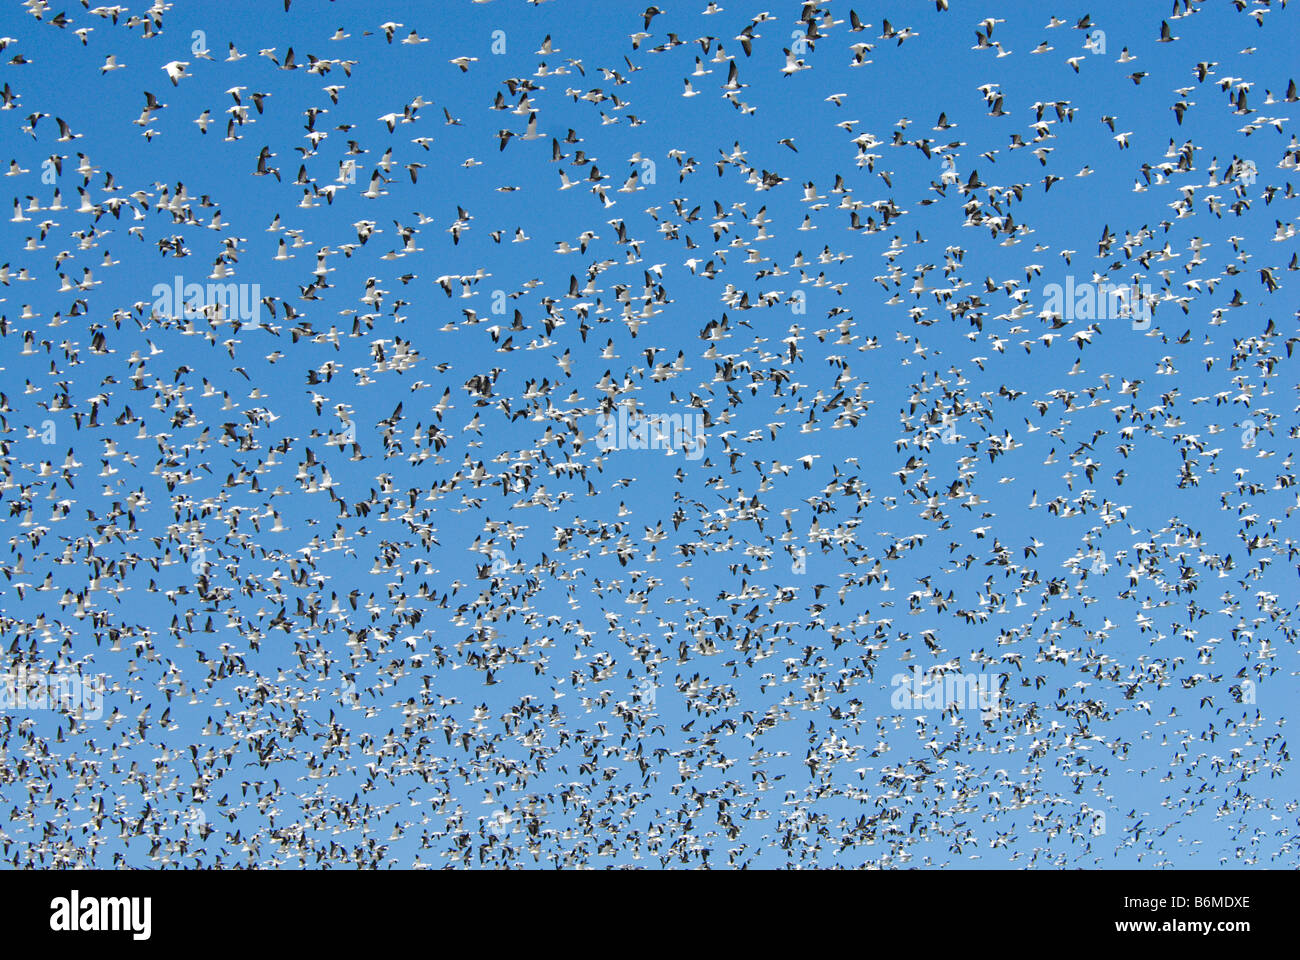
0,0 -> 1297,868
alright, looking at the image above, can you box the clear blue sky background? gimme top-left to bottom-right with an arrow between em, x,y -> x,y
0,0 -> 1296,868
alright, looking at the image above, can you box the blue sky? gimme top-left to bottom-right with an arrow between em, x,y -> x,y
0,0 -> 1296,868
